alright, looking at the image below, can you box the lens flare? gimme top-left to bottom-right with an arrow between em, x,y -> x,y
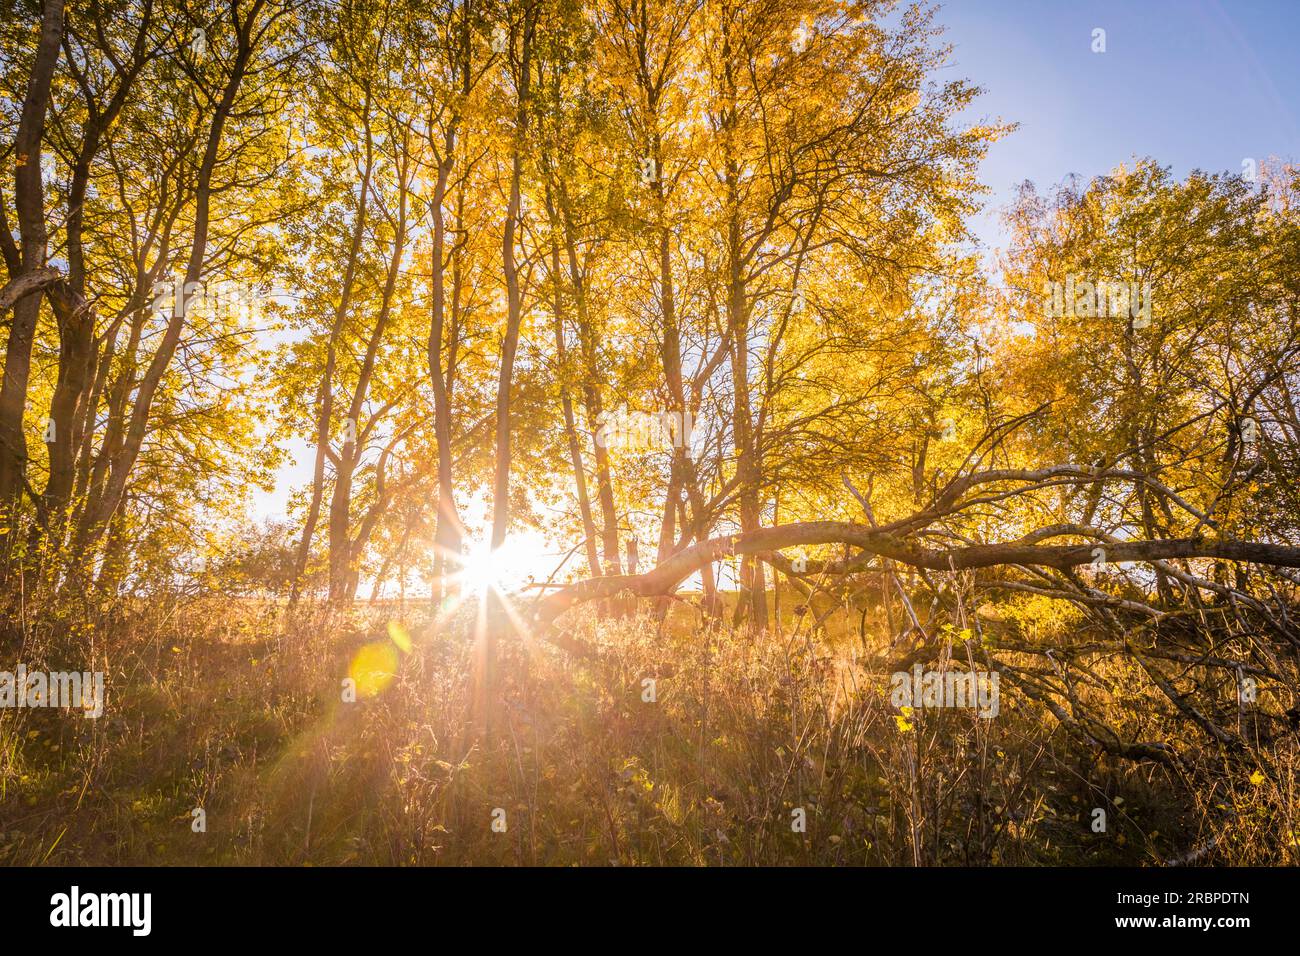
348,641 -> 398,698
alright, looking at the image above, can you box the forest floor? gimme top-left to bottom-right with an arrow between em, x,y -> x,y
0,590 -> 1273,865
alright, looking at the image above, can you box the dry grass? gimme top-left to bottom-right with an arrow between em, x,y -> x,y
1,590 -> 1295,866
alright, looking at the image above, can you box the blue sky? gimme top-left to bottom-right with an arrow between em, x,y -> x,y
939,0 -> 1300,250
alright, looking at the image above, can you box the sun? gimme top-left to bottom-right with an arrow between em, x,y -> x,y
452,533 -> 548,596
456,540 -> 506,595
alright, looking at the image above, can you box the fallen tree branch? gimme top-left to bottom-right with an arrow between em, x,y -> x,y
532,520 -> 1300,625
0,266 -> 63,313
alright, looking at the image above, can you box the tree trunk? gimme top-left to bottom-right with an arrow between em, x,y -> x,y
549,236 -> 601,576
72,2 -> 264,565
0,0 -> 65,520
290,114 -> 374,604
490,18 -> 534,550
